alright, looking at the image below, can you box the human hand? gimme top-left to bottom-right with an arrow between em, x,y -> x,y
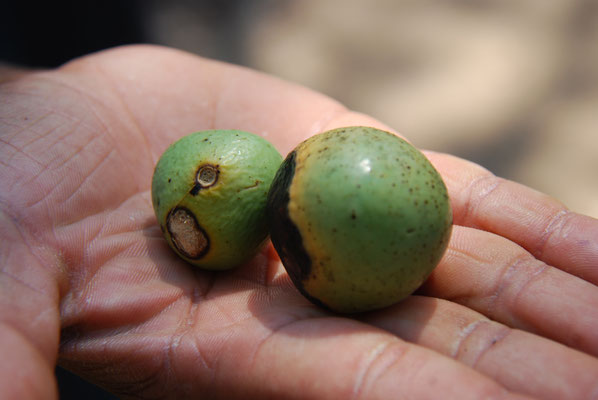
1,45 -> 596,400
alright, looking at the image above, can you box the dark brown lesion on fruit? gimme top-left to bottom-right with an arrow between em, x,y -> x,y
166,207 -> 210,259
190,163 -> 219,195
266,151 -> 334,311
267,152 -> 312,282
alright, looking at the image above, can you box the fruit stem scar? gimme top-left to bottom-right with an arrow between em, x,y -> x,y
167,207 -> 209,259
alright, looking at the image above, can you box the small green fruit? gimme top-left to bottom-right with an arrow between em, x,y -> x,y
152,130 -> 282,270
267,126 -> 452,313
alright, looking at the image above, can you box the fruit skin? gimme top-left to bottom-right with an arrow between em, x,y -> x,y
152,130 -> 282,270
267,126 -> 452,313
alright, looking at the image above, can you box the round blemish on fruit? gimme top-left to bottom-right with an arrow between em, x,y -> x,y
267,126 -> 452,313
152,130 -> 282,270
196,164 -> 219,188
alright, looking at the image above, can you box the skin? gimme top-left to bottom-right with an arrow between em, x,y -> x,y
0,45 -> 597,400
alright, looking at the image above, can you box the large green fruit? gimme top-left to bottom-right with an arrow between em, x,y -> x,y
151,130 -> 282,270
267,126 -> 452,313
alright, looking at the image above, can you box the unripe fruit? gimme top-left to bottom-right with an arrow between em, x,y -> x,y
152,130 -> 282,270
267,126 -> 452,313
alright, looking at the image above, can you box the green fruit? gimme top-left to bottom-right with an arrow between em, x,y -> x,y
267,126 -> 452,313
151,130 -> 282,270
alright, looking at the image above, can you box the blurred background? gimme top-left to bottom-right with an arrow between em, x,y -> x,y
2,0 -> 597,398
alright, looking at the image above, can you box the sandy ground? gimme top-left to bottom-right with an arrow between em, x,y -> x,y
145,0 -> 597,218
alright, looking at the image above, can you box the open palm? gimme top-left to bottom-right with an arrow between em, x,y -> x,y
1,45 -> 597,400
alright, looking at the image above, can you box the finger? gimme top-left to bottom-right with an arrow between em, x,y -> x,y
362,296 -> 598,400
60,315 -> 531,400
242,318 -> 533,400
421,225 -> 598,356
424,151 -> 598,284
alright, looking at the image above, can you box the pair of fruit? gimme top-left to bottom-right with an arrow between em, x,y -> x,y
151,127 -> 452,313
